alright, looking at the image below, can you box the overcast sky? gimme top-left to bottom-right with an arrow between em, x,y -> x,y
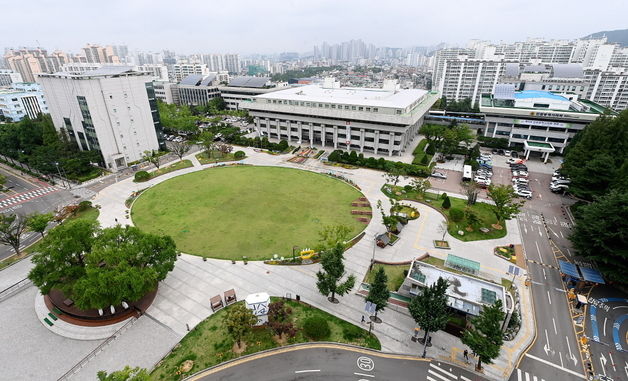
2,0 -> 627,55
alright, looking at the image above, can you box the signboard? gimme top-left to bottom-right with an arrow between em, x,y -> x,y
514,118 -> 568,128
364,301 -> 376,314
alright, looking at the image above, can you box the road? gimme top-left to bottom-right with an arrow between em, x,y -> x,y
189,345 -> 486,381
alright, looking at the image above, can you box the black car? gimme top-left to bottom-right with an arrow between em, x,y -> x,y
511,152 -> 519,158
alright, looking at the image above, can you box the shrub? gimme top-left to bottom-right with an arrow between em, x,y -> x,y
342,324 -> 364,341
134,171 -> 151,182
442,196 -> 451,209
77,200 -> 92,212
420,154 -> 430,165
426,143 -> 436,155
403,185 -> 413,192
440,192 -> 448,200
303,316 -> 330,340
449,207 -> 464,222
234,150 -> 245,159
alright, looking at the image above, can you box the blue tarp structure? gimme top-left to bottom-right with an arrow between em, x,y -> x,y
558,260 -> 581,279
579,267 -> 606,284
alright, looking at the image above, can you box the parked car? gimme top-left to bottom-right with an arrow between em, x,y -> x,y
511,151 -> 519,158
552,175 -> 570,183
512,177 -> 529,185
508,158 -> 524,165
474,176 -> 492,186
512,170 -> 529,177
430,171 -> 448,179
511,164 -> 528,171
515,189 -> 533,199
550,184 -> 569,193
479,163 -> 493,169
551,179 -> 571,186
477,169 -> 493,176
504,150 -> 512,157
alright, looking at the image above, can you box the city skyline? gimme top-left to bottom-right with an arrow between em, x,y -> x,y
1,0 -> 627,55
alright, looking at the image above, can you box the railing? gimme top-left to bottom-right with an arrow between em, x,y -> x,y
57,316 -> 138,381
0,278 -> 33,302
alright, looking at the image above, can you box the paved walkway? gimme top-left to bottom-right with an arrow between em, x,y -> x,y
0,145 -> 536,380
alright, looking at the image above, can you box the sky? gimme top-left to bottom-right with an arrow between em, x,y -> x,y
1,0 -> 627,55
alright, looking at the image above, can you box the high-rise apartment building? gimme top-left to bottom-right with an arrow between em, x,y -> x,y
172,63 -> 209,82
224,54 -> 240,74
4,48 -> 70,82
82,44 -> 120,64
0,69 -> 23,86
37,66 -> 165,171
584,68 -> 628,111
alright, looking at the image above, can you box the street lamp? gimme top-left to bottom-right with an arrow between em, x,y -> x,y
292,246 -> 298,263
370,233 -> 378,271
54,162 -> 71,189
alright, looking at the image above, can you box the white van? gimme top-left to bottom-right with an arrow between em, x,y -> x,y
462,165 -> 472,181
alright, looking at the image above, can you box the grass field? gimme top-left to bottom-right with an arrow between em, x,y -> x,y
132,166 -> 368,260
150,299 -> 380,380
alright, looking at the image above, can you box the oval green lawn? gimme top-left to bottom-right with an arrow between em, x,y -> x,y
131,166 -> 368,260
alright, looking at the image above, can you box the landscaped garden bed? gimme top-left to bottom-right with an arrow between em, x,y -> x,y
150,299 -> 380,380
196,150 -> 245,165
363,264 -> 408,292
433,240 -> 451,249
494,245 -> 517,263
382,185 -> 506,241
134,160 -> 193,182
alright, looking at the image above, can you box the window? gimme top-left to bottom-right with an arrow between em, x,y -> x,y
373,108 -> 378,112
351,106 -> 356,110
396,110 -> 402,115
366,107 -> 371,112
331,104 -> 336,109
358,107 -> 363,111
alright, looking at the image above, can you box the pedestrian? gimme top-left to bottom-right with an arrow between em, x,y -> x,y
114,218 -> 118,224
361,315 -> 365,324
463,349 -> 469,362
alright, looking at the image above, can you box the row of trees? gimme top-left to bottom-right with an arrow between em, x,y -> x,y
0,114 -> 102,180
327,150 -> 431,177
420,123 -> 474,157
0,213 -> 55,256
432,96 -> 481,113
562,110 -> 628,285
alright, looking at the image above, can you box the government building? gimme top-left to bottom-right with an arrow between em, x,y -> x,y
241,79 -> 438,156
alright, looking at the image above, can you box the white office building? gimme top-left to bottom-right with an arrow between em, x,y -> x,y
37,66 -> 165,171
135,64 -> 169,81
479,85 -> 610,157
242,78 -> 438,156
0,82 -> 48,121
172,63 -> 209,83
0,69 -> 24,86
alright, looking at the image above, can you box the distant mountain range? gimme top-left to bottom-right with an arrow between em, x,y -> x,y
582,29 -> 628,46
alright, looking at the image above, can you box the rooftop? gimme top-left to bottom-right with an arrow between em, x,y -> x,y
39,66 -> 144,79
254,83 -> 428,109
513,90 -> 569,101
228,76 -> 271,88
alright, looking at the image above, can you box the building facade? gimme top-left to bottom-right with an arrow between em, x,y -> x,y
0,69 -> 23,86
242,79 -> 438,156
479,86 -> 609,154
172,63 -> 209,82
37,66 -> 165,171
0,82 -> 48,121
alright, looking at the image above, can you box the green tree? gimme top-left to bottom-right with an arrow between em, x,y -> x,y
411,178 -> 431,199
420,124 -> 445,149
569,189 -> 628,284
316,243 -> 356,303
224,303 -> 258,349
199,131 -> 216,157
377,200 -> 398,232
26,213 -> 53,238
29,222 -> 177,310
366,267 -> 390,322
562,110 -> 628,200
442,196 -> 451,209
408,277 -> 450,358
442,124 -> 474,156
142,150 -> 161,169
317,224 -> 351,251
464,207 -> 482,228
461,300 -> 505,371
170,140 -> 190,160
487,184 -> 524,224
0,214 -> 29,256
383,166 -> 406,188
97,366 -> 149,381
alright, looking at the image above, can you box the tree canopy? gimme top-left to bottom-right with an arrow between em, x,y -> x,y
26,213 -> 53,238
408,277 -> 450,357
366,267 -> 390,319
97,366 -> 149,381
316,243 -> 356,303
487,184 -> 524,222
569,189 -> 628,285
461,300 -> 505,370
29,221 -> 177,310
224,303 -> 258,348
562,110 -> 628,201
0,213 -> 29,256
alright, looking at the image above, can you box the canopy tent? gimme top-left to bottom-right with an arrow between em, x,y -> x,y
558,260 -> 581,279
579,267 -> 605,284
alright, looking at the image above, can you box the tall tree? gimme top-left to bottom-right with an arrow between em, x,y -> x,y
316,243 -> 356,303
383,166 -> 406,188
267,301 -> 297,340
199,131 -> 216,158
97,366 -> 149,381
412,178 -> 431,199
29,222 -> 177,310
377,200 -> 398,232
569,189 -> 628,285
366,267 -> 390,323
224,303 -> 257,349
462,181 -> 480,205
142,150 -> 161,169
562,110 -> 628,201
461,300 -> 505,371
487,184 -> 524,224
169,141 -> 191,160
26,213 -> 53,238
317,224 -> 351,251
408,277 -> 450,358
0,214 -> 29,256
420,124 -> 445,148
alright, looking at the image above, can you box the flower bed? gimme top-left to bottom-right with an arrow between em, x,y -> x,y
494,245 -> 517,263
433,240 -> 451,249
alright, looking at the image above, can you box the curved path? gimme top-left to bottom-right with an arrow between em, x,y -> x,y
186,343 -> 485,381
88,146 -> 528,380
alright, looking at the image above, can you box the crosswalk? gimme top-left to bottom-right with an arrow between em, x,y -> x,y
516,368 -> 546,381
426,362 -> 472,381
0,186 -> 57,209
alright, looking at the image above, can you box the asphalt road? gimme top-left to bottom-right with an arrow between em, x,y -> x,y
189,345 -> 486,381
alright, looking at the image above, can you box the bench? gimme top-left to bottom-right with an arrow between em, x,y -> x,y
210,295 -> 224,312
224,289 -> 237,306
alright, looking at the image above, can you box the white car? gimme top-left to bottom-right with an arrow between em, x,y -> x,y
507,158 -> 524,165
430,171 -> 448,179
515,189 -> 532,199
512,170 -> 529,177
474,176 -> 492,186
512,177 -> 529,185
479,154 -> 492,160
504,150 -> 512,156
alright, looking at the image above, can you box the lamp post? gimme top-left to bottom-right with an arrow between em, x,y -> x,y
292,246 -> 298,263
54,162 -> 71,189
370,233 -> 377,271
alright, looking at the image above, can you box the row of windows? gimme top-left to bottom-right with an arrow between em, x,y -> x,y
267,99 -> 387,114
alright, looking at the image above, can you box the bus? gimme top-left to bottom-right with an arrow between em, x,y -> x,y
462,165 -> 473,181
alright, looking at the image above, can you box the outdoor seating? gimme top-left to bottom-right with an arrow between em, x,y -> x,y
210,295 -> 224,312
224,289 -> 237,305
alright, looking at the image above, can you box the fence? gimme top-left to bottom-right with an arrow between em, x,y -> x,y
0,153 -> 73,187
0,278 -> 33,303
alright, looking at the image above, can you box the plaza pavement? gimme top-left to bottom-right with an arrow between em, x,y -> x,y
0,145 -> 535,380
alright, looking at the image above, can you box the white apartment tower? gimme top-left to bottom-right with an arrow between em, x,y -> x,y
224,54 -> 240,74
37,66 -> 165,171
172,63 -> 209,82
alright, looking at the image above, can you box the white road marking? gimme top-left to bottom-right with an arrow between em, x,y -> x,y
354,372 -> 374,378
539,230 -> 543,237
603,317 -> 608,337
552,318 -> 557,335
560,230 -> 564,238
525,372 -> 530,381
523,224 -> 528,234
560,352 -> 564,367
566,248 -> 571,256
427,369 -> 450,381
295,369 -> 320,373
430,363 -> 457,379
517,368 -> 522,381
548,226 -> 558,237
525,353 -> 586,378
609,352 -> 616,371
547,290 -> 552,305
460,376 -> 471,381
427,377 -> 438,381
542,268 -> 547,280
566,336 -> 577,365
535,241 -> 542,260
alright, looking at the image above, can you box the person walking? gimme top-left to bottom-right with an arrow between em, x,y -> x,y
463,349 -> 469,363
361,315 -> 365,324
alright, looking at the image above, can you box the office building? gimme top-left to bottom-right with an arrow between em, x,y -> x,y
135,64 -> 169,81
0,69 -> 23,86
218,76 -> 286,110
242,78 -> 438,156
0,82 -> 48,121
154,81 -> 174,104
172,74 -> 221,106
479,84 -> 610,156
172,63 -> 209,82
37,66 -> 165,171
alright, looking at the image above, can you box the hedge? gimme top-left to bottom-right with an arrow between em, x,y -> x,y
327,150 -> 430,177
134,171 -> 151,182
